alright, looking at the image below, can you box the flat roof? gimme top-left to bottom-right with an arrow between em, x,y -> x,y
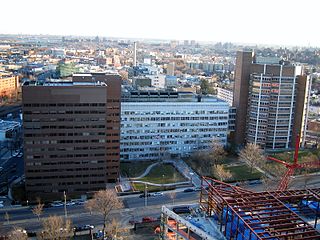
0,120 -> 20,132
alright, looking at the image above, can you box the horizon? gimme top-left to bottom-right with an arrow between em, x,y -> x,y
1,0 -> 320,47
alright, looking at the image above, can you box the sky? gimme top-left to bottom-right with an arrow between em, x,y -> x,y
1,0 -> 319,47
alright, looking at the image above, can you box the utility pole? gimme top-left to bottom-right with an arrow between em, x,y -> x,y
64,191 -> 68,219
144,184 -> 148,207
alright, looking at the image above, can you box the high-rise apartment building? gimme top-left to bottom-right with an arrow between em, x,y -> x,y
22,73 -> 121,200
233,51 -> 310,149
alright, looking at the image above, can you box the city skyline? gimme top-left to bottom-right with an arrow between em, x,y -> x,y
1,0 -> 320,47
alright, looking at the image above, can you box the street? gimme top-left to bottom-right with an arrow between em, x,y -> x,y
0,190 -> 199,234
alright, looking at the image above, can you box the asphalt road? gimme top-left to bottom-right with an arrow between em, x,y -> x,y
0,191 -> 199,234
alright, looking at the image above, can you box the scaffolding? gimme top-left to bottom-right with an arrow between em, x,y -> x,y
200,177 -> 320,240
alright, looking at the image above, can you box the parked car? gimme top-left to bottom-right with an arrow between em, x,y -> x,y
50,201 -> 64,207
75,225 -> 94,232
172,206 -> 190,214
183,188 -> 194,193
150,192 -> 163,197
142,217 -> 156,223
139,193 -> 151,198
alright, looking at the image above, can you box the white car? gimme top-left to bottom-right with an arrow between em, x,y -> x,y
150,192 -> 163,197
0,203 -> 4,208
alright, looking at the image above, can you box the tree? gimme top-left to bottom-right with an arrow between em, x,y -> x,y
209,139 -> 227,167
7,228 -> 28,240
32,199 -> 44,221
85,189 -> 123,238
105,218 -> 129,240
239,143 -> 265,173
213,165 -> 232,181
37,215 -> 73,240
119,70 -> 128,81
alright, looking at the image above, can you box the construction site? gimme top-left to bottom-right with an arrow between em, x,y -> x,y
160,178 -> 320,240
160,142 -> 320,240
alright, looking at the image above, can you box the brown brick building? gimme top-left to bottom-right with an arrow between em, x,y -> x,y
233,51 -> 311,149
22,73 -> 121,200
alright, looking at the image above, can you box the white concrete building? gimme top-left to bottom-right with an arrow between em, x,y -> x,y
217,87 -> 233,106
120,91 -> 229,161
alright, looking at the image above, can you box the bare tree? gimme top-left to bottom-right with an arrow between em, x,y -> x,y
209,139 -> 227,167
213,165 -> 232,181
105,218 -> 129,240
37,215 -> 73,240
239,143 -> 265,173
7,228 -> 28,240
32,198 -> 44,221
85,189 -> 123,238
4,212 -> 10,224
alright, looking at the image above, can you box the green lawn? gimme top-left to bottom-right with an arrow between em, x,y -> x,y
224,165 -> 263,181
120,161 -> 156,178
140,164 -> 186,184
270,149 -> 320,164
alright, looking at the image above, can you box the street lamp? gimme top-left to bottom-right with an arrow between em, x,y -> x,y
63,191 -> 68,219
144,184 -> 148,207
190,172 -> 194,186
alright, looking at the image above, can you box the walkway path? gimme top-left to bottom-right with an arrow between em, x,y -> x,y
130,162 -> 160,180
131,180 -> 190,187
119,159 -> 202,192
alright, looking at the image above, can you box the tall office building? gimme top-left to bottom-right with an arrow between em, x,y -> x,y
133,42 -> 137,67
167,62 -> 175,76
233,51 -> 310,149
23,73 -> 121,200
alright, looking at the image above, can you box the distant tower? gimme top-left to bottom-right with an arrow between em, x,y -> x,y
167,62 -> 175,76
133,42 -> 137,67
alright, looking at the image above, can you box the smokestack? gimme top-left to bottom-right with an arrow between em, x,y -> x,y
133,42 -> 137,67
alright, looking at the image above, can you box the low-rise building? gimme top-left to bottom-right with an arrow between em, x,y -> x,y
0,71 -> 19,98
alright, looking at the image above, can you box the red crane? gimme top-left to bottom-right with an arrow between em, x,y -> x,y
267,135 -> 320,191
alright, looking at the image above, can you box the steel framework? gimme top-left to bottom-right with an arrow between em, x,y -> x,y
267,135 -> 320,190
200,177 -> 320,240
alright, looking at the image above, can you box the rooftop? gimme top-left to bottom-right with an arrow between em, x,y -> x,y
0,120 -> 20,132
122,90 -> 228,104
23,79 -> 107,87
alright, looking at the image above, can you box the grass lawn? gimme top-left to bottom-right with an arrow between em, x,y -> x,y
270,149 -> 320,164
139,163 -> 186,184
120,161 -> 156,178
224,165 -> 263,181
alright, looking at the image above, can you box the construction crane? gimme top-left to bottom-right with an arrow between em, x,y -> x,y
267,135 -> 320,191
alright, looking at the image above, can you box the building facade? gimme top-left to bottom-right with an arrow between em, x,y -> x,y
22,73 -> 121,199
0,71 -> 19,98
233,51 -> 310,149
120,91 -> 229,161
217,87 -> 233,106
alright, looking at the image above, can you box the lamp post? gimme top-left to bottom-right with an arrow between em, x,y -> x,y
63,191 -> 68,219
144,184 -> 148,207
190,172 -> 194,186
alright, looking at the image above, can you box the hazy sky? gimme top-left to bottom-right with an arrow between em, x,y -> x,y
1,0 -> 319,46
